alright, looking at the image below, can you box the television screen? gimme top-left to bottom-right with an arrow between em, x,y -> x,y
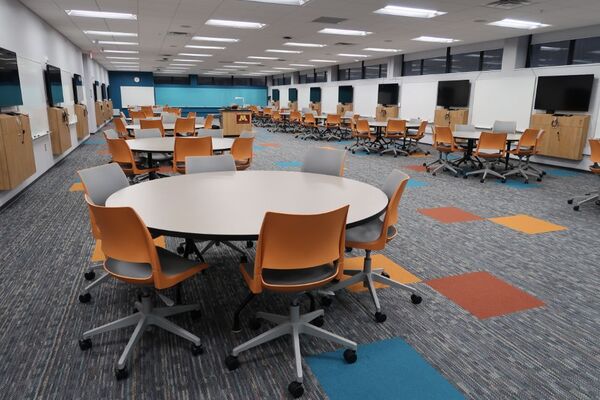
289,88 -> 298,102
101,83 -> 107,100
72,74 -> 83,104
93,81 -> 99,102
0,47 -> 23,107
46,64 -> 64,106
437,80 -> 470,108
107,85 -> 110,100
272,89 -> 280,101
310,87 -> 321,102
378,83 -> 399,105
339,85 -> 353,103
534,74 -> 594,112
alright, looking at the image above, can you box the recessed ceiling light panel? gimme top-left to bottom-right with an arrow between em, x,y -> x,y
373,5 -> 445,18
488,18 -> 549,29
318,28 -> 372,36
266,49 -> 303,54
66,10 -> 137,20
412,36 -> 459,43
205,19 -> 266,29
84,30 -> 137,37
192,36 -> 239,42
284,42 -> 326,48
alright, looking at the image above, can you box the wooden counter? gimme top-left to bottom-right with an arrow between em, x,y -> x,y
220,109 -> 253,137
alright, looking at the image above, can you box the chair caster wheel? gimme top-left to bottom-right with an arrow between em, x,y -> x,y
524,180 -> 529,184
374,312 -> 387,323
79,293 -> 91,303
411,294 -> 423,304
432,173 -> 436,176
426,151 -> 430,155
191,344 -> 204,356
480,179 -> 485,183
249,317 -> 261,330
115,367 -> 129,381
463,175 -> 468,179
78,338 -> 92,351
240,255 -> 248,263
288,381 -> 304,398
501,178 -> 506,183
225,355 -> 240,371
311,316 -> 324,327
536,177 -> 542,182
190,309 -> 202,319
454,172 -> 459,178
246,241 -> 253,248
351,150 -> 355,154
567,199 -> 573,204
422,162 -> 427,167
542,171 -> 546,175
573,206 -> 580,211
84,271 -> 96,281
345,247 -> 352,253
381,271 -> 390,278
321,296 -> 333,307
343,349 -> 357,364
176,244 -> 185,255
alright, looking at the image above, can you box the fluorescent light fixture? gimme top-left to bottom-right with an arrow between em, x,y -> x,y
223,65 -> 248,68
284,42 -> 326,48
192,36 -> 239,42
83,30 -> 137,37
364,47 -> 401,52
248,56 -> 279,60
173,59 -> 203,62
169,67 -> 189,70
66,10 -> 137,20
338,53 -> 368,58
290,63 -> 315,67
214,68 -> 233,71
96,40 -> 138,46
273,67 -> 294,70
242,0 -> 309,5
318,28 -> 372,36
178,53 -> 212,57
170,64 -> 195,66
373,5 -> 445,18
103,49 -> 139,54
205,19 -> 266,29
266,49 -> 303,54
111,63 -> 138,66
185,45 -> 226,50
203,72 -> 228,75
106,56 -> 139,60
309,59 -> 336,63
488,18 -> 550,30
412,36 -> 459,43
260,70 -> 278,73
161,71 -> 187,74
234,61 -> 261,65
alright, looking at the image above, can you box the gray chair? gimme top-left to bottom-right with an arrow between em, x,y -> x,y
161,112 -> 178,124
301,147 -> 346,177
133,128 -> 173,166
77,163 -> 130,303
197,129 -> 223,139
493,120 -> 516,135
103,129 -> 119,139
325,170 -> 422,322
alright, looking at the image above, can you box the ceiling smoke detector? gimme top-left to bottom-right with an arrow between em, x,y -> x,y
485,0 -> 532,10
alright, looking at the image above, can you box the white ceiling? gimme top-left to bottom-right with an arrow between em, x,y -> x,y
18,0 -> 600,76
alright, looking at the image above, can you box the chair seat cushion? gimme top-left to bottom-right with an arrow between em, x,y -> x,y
105,247 -> 200,280
152,153 -> 173,162
243,262 -> 337,286
346,218 -> 384,244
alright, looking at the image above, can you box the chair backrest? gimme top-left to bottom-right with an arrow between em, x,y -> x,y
231,137 -> 254,162
203,114 -> 214,129
493,120 -> 516,134
304,113 -> 316,124
386,119 -> 406,135
78,163 -> 129,206
174,136 -> 213,168
263,107 -> 272,116
134,128 -> 162,139
517,128 -> 540,149
416,120 -> 428,136
161,112 -> 178,124
477,131 -> 507,152
104,129 -> 119,140
247,206 -> 349,292
455,124 -> 475,132
380,170 -> 409,234
343,111 -> 354,119
130,110 -> 146,121
290,111 -> 302,122
272,111 -> 281,121
186,154 -> 236,174
106,138 -> 135,165
356,119 -> 371,134
301,147 -> 346,177
139,119 -> 165,136
113,117 -> 128,136
589,139 -> 600,164
141,106 -> 154,118
326,114 -> 340,125
187,111 -> 197,119
174,117 -> 196,136
433,126 -> 455,146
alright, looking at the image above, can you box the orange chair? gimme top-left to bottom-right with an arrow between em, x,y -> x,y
268,111 -> 283,132
79,196 -> 207,379
174,117 -> 196,137
164,107 -> 181,116
172,136 -> 213,173
424,126 -> 462,177
347,119 -> 374,154
464,132 -> 507,183
504,129 -> 544,183
322,114 -> 342,141
568,139 -> 600,211
106,138 -> 158,182
225,206 -> 357,397
129,110 -> 146,123
288,111 -> 302,133
203,114 -> 214,129
187,111 -> 197,119
326,170 -> 422,322
380,119 -> 407,157
299,113 -> 318,139
113,117 -> 129,138
140,119 -> 165,137
141,106 -> 154,118
231,137 -> 254,170
405,120 -> 429,155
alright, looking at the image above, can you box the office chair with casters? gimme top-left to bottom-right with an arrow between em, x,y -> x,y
322,114 -> 343,141
187,111 -> 196,119
380,119 -> 408,157
504,129 -> 544,183
323,170 -> 422,322
79,196 -> 207,380
301,147 -> 346,176
568,139 -> 600,211
347,119 -> 374,154
77,163 -> 130,303
464,132 -> 507,183
113,117 -> 129,139
203,114 -> 214,129
174,117 -> 196,137
106,138 -> 158,183
299,113 -> 319,139
405,120 -> 429,155
269,111 -> 283,132
288,111 -> 302,134
225,206 -> 357,398
172,136 -> 213,174
140,118 -> 165,136
493,120 -> 517,135
424,126 -> 462,177
231,137 -> 254,170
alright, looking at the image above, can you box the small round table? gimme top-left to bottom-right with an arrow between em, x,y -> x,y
126,137 -> 234,153
125,122 -> 204,131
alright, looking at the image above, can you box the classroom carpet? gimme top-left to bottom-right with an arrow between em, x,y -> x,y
0,124 -> 599,399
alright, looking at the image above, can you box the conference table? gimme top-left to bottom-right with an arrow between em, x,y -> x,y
453,130 -> 521,168
106,170 -> 389,258
125,122 -> 204,131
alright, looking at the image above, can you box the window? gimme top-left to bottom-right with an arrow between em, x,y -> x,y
315,70 -> 327,83
197,76 -> 215,85
250,77 -> 266,86
450,51 -> 480,73
529,40 -> 570,67
422,57 -> 447,75
153,75 -> 190,85
402,60 -> 421,76
481,48 -> 503,71
573,36 -> 600,65
364,63 -> 387,79
299,70 -> 316,84
213,76 -> 233,86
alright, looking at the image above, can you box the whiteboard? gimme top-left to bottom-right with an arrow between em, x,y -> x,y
400,82 -> 437,121
297,87 -> 310,109
17,57 -> 49,136
354,84 -> 378,117
472,75 -> 535,131
121,86 -> 155,107
321,86 -> 338,114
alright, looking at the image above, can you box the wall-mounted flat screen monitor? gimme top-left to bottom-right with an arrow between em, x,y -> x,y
437,80 -> 470,108
272,89 -> 280,101
45,64 -> 64,106
0,47 -> 23,107
72,73 -> 83,104
534,74 -> 594,113
107,85 -> 110,100
310,87 -> 321,102
101,83 -> 107,100
338,85 -> 353,103
288,88 -> 298,102
93,81 -> 99,102
377,83 -> 399,105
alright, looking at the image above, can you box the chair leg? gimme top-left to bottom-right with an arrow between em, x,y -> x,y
116,317 -> 147,370
232,322 -> 291,355
232,292 -> 255,333
150,314 -> 201,345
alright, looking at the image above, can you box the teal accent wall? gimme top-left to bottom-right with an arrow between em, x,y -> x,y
155,86 -> 267,107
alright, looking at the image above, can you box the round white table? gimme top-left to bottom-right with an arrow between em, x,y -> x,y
126,137 -> 234,153
125,122 -> 204,131
106,171 -> 389,240
453,130 -> 521,168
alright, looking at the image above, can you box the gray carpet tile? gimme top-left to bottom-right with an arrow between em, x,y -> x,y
0,125 -> 599,400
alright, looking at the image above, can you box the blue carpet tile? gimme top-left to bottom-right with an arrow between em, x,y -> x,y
406,179 -> 429,189
274,161 -> 303,168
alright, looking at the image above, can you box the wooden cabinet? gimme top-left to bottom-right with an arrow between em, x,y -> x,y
0,113 -> 36,190
74,104 -> 89,140
95,101 -> 104,127
376,105 -> 399,121
220,110 -> 253,137
434,108 -> 469,130
530,113 -> 590,160
288,101 -> 298,111
336,103 -> 353,115
103,100 -> 112,121
309,102 -> 321,115
47,107 -> 72,156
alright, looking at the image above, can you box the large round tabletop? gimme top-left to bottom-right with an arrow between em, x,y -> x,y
126,137 -> 234,153
106,171 -> 389,240
125,122 -> 204,131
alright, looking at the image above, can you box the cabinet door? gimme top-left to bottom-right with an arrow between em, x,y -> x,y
0,116 -> 36,189
434,110 -> 450,127
59,112 -> 72,153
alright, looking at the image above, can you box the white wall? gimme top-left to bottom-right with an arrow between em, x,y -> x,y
0,0 -> 109,207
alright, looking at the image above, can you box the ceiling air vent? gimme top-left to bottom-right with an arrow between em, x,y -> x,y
167,31 -> 189,36
219,61 -> 235,64
485,0 -> 532,10
312,16 -> 347,24
334,42 -> 356,46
